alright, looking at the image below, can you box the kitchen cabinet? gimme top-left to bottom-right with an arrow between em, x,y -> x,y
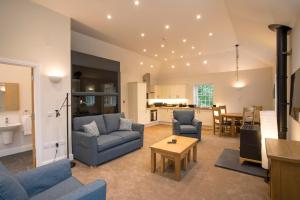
195,109 -> 213,126
155,85 -> 186,99
158,108 -> 173,123
128,82 -> 150,124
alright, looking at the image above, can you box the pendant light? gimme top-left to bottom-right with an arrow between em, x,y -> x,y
233,44 -> 245,88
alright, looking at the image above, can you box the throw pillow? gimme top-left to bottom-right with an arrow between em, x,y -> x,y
0,172 -> 29,200
82,121 -> 100,136
119,118 -> 133,131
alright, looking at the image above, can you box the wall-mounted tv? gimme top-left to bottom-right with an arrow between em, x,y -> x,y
290,67 -> 300,122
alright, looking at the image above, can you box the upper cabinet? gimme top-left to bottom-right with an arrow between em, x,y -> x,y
153,84 -> 186,99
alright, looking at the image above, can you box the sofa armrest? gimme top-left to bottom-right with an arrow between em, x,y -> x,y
132,123 -> 144,146
57,180 -> 106,200
72,131 -> 98,166
16,159 -> 72,197
172,119 -> 181,134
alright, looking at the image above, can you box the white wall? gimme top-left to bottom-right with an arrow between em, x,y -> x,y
0,0 -> 70,165
289,18 -> 300,141
71,31 -> 160,115
157,67 -> 274,113
0,64 -> 32,156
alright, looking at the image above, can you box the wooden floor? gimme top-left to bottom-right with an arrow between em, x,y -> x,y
72,125 -> 269,200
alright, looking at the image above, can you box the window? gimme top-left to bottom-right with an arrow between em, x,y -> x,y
194,84 -> 214,107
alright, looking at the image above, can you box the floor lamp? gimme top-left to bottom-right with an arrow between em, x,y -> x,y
55,93 -> 76,168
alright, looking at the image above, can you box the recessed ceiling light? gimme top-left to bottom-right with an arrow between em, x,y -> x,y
209,32 -> 213,36
106,14 -> 112,20
150,65 -> 154,68
203,60 -> 208,64
164,58 -> 168,61
180,55 -> 184,59
171,50 -> 175,54
191,46 -> 195,50
165,25 -> 170,30
134,0 -> 140,6
161,44 -> 165,48
140,61 -> 144,65
171,65 -> 175,69
198,52 -> 202,55
154,54 -> 158,57
186,62 -> 190,66
143,49 -> 147,52
196,14 -> 201,20
182,38 -> 187,43
140,33 -> 145,37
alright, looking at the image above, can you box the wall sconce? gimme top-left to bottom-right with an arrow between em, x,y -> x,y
49,75 -> 63,83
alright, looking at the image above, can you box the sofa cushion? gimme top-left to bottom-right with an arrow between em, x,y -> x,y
30,177 -> 82,200
119,118 -> 133,131
103,113 -> 125,133
180,125 -> 198,134
82,121 -> 100,137
97,135 -> 124,152
174,110 -> 194,125
110,131 -> 141,143
73,115 -> 107,134
0,172 -> 29,200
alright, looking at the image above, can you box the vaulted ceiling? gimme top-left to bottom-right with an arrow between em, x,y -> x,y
33,0 -> 300,73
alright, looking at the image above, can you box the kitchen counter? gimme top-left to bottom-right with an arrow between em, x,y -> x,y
147,106 -> 212,111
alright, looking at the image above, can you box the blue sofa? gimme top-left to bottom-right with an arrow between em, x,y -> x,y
72,113 -> 144,166
0,159 -> 106,200
172,110 -> 202,140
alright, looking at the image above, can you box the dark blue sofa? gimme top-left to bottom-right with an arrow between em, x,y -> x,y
0,159 -> 106,200
72,113 -> 144,166
172,110 -> 202,140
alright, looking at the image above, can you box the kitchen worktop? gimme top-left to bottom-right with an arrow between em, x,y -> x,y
147,106 -> 212,111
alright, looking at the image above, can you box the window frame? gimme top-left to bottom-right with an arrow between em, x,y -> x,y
194,84 -> 214,107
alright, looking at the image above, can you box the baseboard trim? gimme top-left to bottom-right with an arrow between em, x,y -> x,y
0,144 -> 32,157
144,121 -> 160,127
41,154 -> 74,166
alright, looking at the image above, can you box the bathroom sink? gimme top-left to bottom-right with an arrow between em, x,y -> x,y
0,123 -> 21,144
0,123 -> 21,131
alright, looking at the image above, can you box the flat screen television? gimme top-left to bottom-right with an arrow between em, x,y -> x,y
290,67 -> 300,122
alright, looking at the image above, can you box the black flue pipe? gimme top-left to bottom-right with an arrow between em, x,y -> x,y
269,24 -> 291,139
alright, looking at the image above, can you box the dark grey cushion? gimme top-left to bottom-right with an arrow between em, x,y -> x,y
0,172 -> 29,200
73,115 -> 107,134
110,131 -> 141,143
30,177 -> 82,200
97,135 -> 124,152
180,125 -> 198,134
173,110 -> 195,125
103,113 -> 125,133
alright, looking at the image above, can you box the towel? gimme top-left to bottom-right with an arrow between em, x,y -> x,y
22,114 -> 32,135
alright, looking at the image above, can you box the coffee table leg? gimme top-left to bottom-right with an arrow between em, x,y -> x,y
187,150 -> 191,163
160,155 -> 165,173
151,150 -> 156,173
182,156 -> 188,170
193,145 -> 197,162
175,156 -> 181,181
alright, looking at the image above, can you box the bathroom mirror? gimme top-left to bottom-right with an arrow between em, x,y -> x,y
0,83 -> 20,111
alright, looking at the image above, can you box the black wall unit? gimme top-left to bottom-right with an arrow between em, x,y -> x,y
71,51 -> 120,117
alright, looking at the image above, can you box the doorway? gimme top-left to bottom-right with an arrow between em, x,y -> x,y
0,63 -> 36,173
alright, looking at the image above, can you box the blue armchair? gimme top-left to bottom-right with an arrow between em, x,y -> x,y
172,110 -> 202,140
0,159 -> 106,200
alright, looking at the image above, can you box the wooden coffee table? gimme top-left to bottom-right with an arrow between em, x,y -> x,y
150,135 -> 198,181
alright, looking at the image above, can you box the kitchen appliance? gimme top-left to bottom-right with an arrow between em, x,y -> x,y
150,109 -> 157,121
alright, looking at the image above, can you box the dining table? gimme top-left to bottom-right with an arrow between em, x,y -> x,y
221,113 -> 243,136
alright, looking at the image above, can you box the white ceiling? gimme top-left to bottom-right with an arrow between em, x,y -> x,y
33,0 -> 300,73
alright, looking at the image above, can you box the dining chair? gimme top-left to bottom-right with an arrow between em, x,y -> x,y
212,107 -> 230,135
242,107 -> 255,125
253,105 -> 263,124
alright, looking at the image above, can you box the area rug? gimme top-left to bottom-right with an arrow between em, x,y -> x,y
215,148 -> 267,178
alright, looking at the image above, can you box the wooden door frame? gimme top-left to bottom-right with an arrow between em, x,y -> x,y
0,58 -> 42,167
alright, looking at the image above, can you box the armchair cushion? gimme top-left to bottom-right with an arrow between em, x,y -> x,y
103,113 -> 125,133
0,172 -> 29,200
173,110 -> 194,125
16,160 -> 72,197
180,125 -> 198,134
30,177 -> 82,200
